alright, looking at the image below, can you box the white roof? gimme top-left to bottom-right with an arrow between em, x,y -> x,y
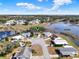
12,35 -> 24,40
22,32 -> 31,37
53,39 -> 68,45
44,32 -> 52,37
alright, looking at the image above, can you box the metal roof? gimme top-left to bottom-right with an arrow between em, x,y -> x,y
53,39 -> 68,45
59,47 -> 78,56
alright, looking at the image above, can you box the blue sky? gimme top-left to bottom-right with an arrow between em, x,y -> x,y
0,0 -> 79,15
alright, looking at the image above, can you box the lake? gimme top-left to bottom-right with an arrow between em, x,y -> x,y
0,31 -> 15,40
47,22 -> 79,46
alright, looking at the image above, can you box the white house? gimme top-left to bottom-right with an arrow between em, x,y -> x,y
29,19 -> 40,24
5,20 -> 16,26
16,20 -> 26,25
44,32 -> 52,37
53,37 -> 68,45
22,32 -> 31,38
11,35 -> 24,42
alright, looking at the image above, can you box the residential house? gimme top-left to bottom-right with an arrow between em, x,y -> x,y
22,32 -> 31,38
5,20 -> 16,26
29,19 -> 40,24
15,20 -> 27,25
53,37 -> 68,46
58,47 -> 78,57
43,32 -> 52,37
11,35 -> 24,42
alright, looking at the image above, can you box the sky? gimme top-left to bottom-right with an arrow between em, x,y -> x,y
0,0 -> 79,15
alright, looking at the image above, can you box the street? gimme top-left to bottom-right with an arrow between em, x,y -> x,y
32,38 -> 51,59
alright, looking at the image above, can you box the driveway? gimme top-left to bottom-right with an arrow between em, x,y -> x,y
32,38 -> 51,59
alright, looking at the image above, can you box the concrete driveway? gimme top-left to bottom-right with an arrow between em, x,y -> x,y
32,38 -> 51,59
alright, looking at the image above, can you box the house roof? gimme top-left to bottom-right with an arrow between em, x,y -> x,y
53,39 -> 68,45
44,32 -> 52,37
12,35 -> 24,40
59,47 -> 78,56
22,32 -> 31,37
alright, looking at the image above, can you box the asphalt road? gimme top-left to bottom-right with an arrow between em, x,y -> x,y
32,38 -> 51,59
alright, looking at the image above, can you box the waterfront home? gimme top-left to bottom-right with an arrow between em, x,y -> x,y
53,38 -> 68,46
58,47 -> 78,57
43,32 -> 52,37
14,47 -> 32,59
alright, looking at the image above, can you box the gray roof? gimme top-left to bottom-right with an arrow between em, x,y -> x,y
59,47 -> 78,56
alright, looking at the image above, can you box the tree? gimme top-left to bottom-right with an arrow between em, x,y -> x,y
30,26 -> 45,32
5,37 -> 9,41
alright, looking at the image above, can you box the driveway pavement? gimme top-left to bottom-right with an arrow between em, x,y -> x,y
32,38 -> 51,59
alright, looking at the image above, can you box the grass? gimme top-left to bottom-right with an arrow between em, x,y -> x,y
32,44 -> 43,56
0,57 -> 6,59
60,35 -> 78,48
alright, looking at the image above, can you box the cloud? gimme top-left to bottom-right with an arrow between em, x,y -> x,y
16,2 -> 41,10
51,0 -> 72,10
38,0 -> 48,2
38,0 -> 43,2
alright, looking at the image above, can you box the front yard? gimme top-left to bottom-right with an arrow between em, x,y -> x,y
31,44 -> 43,56
0,57 -> 6,59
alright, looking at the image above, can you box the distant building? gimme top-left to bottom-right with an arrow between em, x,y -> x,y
5,19 -> 27,26
58,47 -> 78,57
5,20 -> 16,26
15,20 -> 26,25
29,19 -> 40,24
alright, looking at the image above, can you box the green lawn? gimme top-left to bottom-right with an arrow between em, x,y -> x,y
0,57 -> 6,59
